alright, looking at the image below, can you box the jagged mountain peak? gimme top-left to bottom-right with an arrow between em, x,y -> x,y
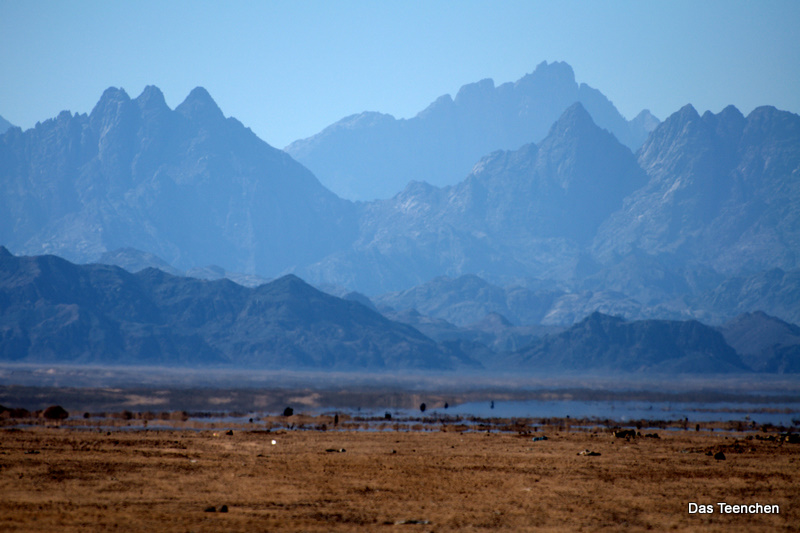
742,106 -> 800,144
89,87 -> 133,123
96,86 -> 131,106
675,103 -> 701,121
285,61 -> 658,201
135,85 -> 169,112
701,105 -> 746,143
595,99 -> 800,281
633,109 -> 660,127
636,104 -> 711,166
544,102 -> 599,138
454,78 -> 495,106
0,84 -> 358,276
518,60 -> 576,88
175,86 -> 225,124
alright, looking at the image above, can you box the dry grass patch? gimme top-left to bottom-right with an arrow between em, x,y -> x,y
0,426 -> 797,531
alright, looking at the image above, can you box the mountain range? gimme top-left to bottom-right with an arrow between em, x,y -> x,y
1,62 -> 799,337
301,103 -> 649,293
286,61 -> 659,200
3,247 -> 797,374
0,246 -> 473,370
508,312 -> 747,374
0,86 -> 356,275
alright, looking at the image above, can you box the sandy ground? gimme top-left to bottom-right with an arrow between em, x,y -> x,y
1,418 -> 798,532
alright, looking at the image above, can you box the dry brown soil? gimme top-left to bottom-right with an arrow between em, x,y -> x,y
1,419 -> 798,532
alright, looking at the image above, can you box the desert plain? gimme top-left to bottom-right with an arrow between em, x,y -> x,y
1,409 -> 798,532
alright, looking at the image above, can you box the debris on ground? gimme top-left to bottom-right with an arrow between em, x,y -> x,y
578,449 -> 601,456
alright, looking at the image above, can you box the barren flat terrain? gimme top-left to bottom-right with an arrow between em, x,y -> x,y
1,418 -> 798,532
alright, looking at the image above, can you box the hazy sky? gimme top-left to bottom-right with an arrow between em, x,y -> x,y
1,0 -> 798,148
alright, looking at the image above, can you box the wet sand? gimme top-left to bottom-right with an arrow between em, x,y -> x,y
1,417 -> 798,532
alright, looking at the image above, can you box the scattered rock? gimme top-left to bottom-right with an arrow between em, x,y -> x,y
644,433 -> 660,439
204,506 -> 216,512
225,430 -> 233,436
613,429 -> 636,439
714,451 -> 726,461
578,449 -> 601,456
219,504 -> 228,513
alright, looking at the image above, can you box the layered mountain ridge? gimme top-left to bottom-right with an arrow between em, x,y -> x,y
286,61 -> 658,200
2,65 -> 798,332
4,247 -> 797,374
0,85 -> 357,275
0,246 -> 474,370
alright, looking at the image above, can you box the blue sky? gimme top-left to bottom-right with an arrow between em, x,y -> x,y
1,0 -> 798,148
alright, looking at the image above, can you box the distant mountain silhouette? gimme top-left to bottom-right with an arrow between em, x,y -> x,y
302,103 -> 648,293
718,311 -> 800,373
97,248 -> 182,276
0,115 -> 13,134
693,269 -> 800,327
0,247 -> 476,370
0,86 -> 357,276
3,83 -> 799,330
286,61 -> 658,200
376,274 -> 562,327
594,105 -> 800,276
510,312 -> 748,374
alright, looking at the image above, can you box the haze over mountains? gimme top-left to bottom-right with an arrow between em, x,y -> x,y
0,86 -> 356,274
2,246 -> 796,374
286,61 -> 659,201
306,103 -> 649,294
1,61 -> 799,375
0,246 -> 474,370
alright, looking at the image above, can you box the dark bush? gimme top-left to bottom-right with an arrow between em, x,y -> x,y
42,405 -> 69,420
283,407 -> 294,417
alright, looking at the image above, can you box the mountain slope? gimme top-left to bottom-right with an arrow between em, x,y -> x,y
286,61 -> 658,200
303,103 -> 648,293
718,311 -> 800,373
0,247 -> 474,370
0,86 -> 358,276
0,115 -> 13,134
509,312 -> 748,374
594,105 -> 800,276
693,269 -> 800,326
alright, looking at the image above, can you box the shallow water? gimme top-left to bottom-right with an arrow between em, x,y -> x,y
415,399 -> 800,426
